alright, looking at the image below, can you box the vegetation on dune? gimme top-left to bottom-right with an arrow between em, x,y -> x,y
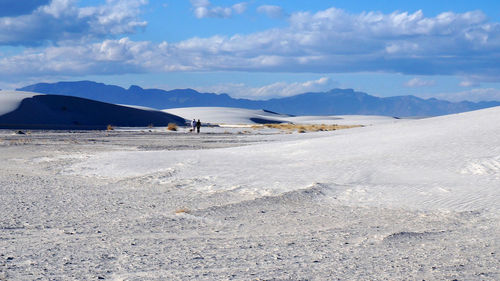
175,208 -> 190,214
252,123 -> 362,132
167,123 -> 178,131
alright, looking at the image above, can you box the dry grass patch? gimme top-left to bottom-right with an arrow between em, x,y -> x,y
167,123 -> 178,131
175,208 -> 191,214
253,123 -> 362,132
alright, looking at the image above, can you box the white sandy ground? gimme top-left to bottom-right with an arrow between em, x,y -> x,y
75,106 -> 500,213
164,107 -> 403,126
1,107 -> 499,280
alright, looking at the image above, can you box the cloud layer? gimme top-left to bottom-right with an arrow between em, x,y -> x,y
0,0 -> 147,46
2,4 -> 500,90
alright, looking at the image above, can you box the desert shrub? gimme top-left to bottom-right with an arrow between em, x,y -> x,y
167,123 -> 178,131
256,123 -> 362,132
175,208 -> 190,214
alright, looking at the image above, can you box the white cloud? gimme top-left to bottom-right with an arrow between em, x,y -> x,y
194,77 -> 337,99
0,0 -> 148,46
257,5 -> 285,19
190,0 -> 247,19
404,77 -> 436,88
232,3 -> 247,15
3,7 -> 500,87
0,38 -> 151,77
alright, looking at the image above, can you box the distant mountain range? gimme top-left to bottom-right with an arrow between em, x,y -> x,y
17,81 -> 500,117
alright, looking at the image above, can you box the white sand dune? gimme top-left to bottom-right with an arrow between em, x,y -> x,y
164,106 -> 402,126
0,91 -> 185,129
287,114 -> 404,125
164,107 -> 291,125
69,106 -> 500,213
1,92 -> 402,129
0,91 -> 38,115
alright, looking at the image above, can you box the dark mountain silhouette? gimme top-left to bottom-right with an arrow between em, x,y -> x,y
18,81 -> 500,117
18,81 -> 252,109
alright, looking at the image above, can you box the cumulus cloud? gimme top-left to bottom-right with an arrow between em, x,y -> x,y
194,77 -> 337,99
232,3 -> 247,15
3,7 -> 500,85
172,8 -> 500,77
404,78 -> 436,88
0,0 -> 148,46
0,38 -> 150,78
190,0 -> 247,19
456,74 -> 498,88
257,5 -> 285,19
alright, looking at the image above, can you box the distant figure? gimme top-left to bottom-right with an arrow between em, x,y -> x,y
196,119 -> 201,133
191,119 -> 196,132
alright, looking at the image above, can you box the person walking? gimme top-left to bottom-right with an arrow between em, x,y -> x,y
196,119 -> 201,134
191,119 -> 196,132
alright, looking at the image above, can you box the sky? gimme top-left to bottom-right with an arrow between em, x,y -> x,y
1,0 -> 500,102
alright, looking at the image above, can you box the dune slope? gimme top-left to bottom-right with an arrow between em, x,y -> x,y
164,106 -> 401,125
0,91 -> 185,129
164,107 -> 291,125
68,106 -> 500,213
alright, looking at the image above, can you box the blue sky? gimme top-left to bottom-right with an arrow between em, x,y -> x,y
1,0 -> 500,101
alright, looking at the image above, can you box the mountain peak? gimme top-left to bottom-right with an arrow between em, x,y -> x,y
327,88 -> 355,94
128,85 -> 143,92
